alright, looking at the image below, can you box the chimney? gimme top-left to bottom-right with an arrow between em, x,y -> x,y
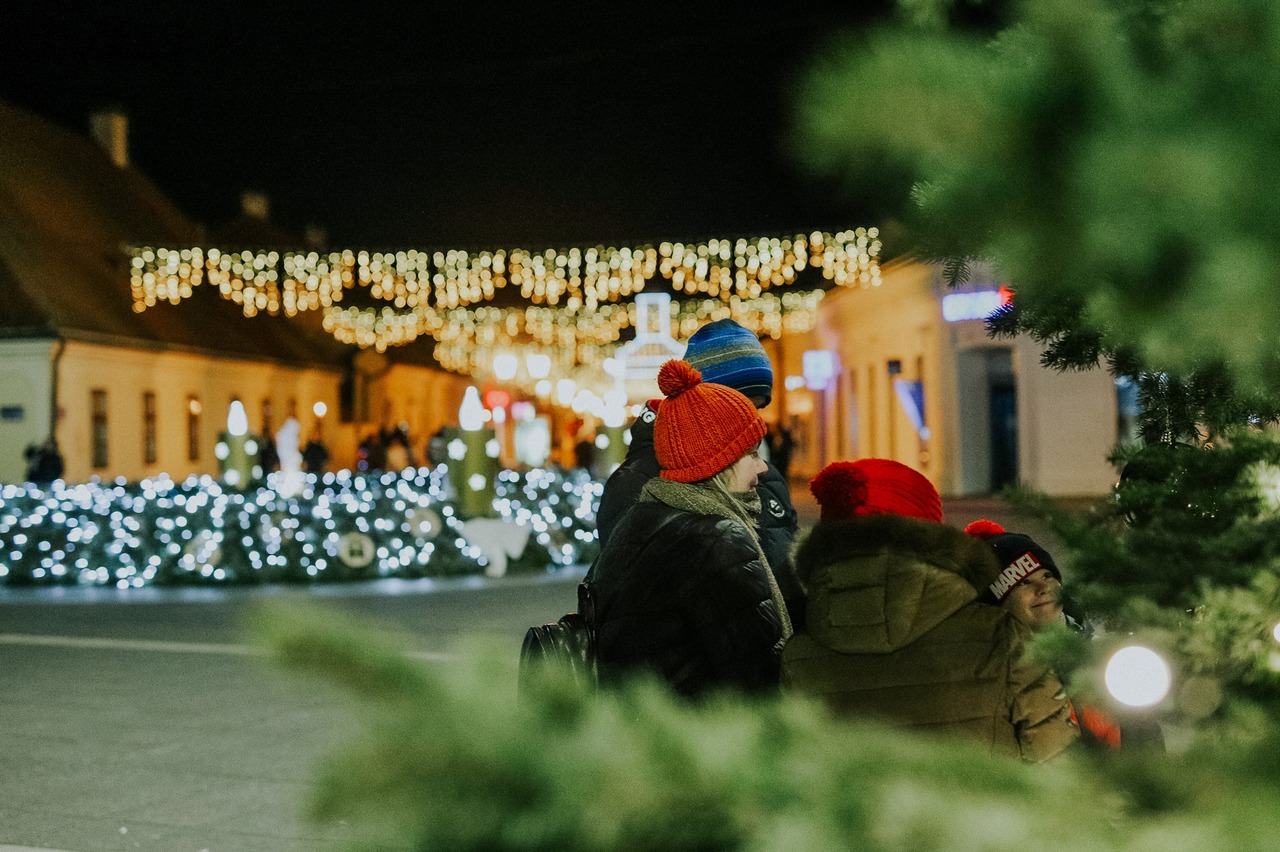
241,191 -> 270,221
89,108 -> 129,168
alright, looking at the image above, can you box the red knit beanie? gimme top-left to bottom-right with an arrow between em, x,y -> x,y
809,459 -> 943,523
654,360 -> 767,483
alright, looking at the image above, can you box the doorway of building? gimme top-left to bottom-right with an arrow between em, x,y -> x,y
989,375 -> 1018,490
955,346 -> 1019,494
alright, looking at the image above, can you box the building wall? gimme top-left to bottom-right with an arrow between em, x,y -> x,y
810,260 -> 945,482
0,339 -> 56,483
1011,337 -> 1118,495
1,334 -> 482,485
48,340 -> 342,483
796,259 -> 1120,497
361,363 -> 469,461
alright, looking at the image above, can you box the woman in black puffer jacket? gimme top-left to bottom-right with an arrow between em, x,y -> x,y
590,359 -> 790,698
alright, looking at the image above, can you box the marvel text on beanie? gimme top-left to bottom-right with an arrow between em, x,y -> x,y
809,458 -> 942,523
653,360 -> 767,483
683,319 -> 773,406
964,519 -> 1062,602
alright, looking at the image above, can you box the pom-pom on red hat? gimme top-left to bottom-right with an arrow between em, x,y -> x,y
964,519 -> 1062,602
653,360 -> 767,483
810,459 -> 942,523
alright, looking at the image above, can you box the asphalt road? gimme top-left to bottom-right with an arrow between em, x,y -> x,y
0,571 -> 586,852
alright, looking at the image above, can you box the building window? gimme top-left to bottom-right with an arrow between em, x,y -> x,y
187,395 -> 202,462
91,389 -> 109,469
1116,376 -> 1141,444
143,391 -> 158,465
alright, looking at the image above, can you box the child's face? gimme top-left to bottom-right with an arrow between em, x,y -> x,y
1002,568 -> 1065,630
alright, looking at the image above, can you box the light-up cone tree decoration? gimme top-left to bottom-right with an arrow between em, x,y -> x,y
597,388 -> 629,477
449,387 -> 498,518
216,400 -> 256,489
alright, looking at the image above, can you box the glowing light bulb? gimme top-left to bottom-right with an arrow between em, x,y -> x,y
1105,645 -> 1171,707
526,353 -> 551,379
556,379 -> 576,406
227,400 -> 248,437
493,353 -> 519,381
459,387 -> 485,431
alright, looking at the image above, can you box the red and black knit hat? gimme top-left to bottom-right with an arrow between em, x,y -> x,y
653,360 -> 767,483
964,519 -> 1062,602
809,459 -> 943,523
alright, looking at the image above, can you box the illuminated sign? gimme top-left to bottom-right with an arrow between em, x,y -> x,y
803,350 -> 836,391
942,285 -> 1014,322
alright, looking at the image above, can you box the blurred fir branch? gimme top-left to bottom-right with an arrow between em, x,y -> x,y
796,0 -> 1280,438
255,601 -> 1280,851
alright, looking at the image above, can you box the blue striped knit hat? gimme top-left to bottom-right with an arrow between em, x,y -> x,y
682,319 -> 773,406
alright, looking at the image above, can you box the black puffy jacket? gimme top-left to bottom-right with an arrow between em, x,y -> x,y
595,402 -> 805,626
592,499 -> 784,697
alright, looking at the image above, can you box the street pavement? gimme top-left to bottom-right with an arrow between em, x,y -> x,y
0,485 -> 1098,852
0,572 -> 586,852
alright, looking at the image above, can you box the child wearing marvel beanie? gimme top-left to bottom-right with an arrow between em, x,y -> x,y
965,520 -> 1165,752
782,459 -> 1078,761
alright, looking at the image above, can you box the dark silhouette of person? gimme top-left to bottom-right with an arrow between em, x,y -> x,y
768,423 -> 795,481
302,433 -> 330,475
574,434 -> 595,474
258,429 -> 280,474
28,438 -> 64,485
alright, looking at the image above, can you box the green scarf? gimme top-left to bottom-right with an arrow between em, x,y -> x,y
640,477 -> 794,639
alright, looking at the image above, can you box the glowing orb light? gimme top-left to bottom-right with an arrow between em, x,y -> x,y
1105,645 -> 1171,707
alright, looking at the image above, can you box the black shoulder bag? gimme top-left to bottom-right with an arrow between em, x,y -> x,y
518,579 -> 597,692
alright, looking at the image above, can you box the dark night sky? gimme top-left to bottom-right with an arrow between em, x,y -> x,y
3,1 -> 901,249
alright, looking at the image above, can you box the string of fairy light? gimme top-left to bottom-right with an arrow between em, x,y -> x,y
0,467 -> 601,588
129,228 -> 880,379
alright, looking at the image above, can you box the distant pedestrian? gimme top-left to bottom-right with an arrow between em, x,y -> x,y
573,434 -> 595,474
385,431 -> 411,472
784,459 -> 1078,761
426,427 -> 448,467
356,432 -> 384,472
767,422 -> 795,481
28,438 -> 64,485
302,433 -> 330,475
258,429 -> 280,474
22,443 -> 39,481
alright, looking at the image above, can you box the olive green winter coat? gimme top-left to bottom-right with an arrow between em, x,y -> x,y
782,513 -> 1077,762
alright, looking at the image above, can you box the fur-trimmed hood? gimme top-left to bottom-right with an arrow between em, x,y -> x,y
792,513 -> 1003,654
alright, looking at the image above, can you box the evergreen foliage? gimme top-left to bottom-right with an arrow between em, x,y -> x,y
1013,430 -> 1280,724
257,601 -> 1280,851
795,0 -> 1280,438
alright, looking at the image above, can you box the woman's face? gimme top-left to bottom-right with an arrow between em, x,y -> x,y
727,442 -> 768,492
1002,568 -> 1065,630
